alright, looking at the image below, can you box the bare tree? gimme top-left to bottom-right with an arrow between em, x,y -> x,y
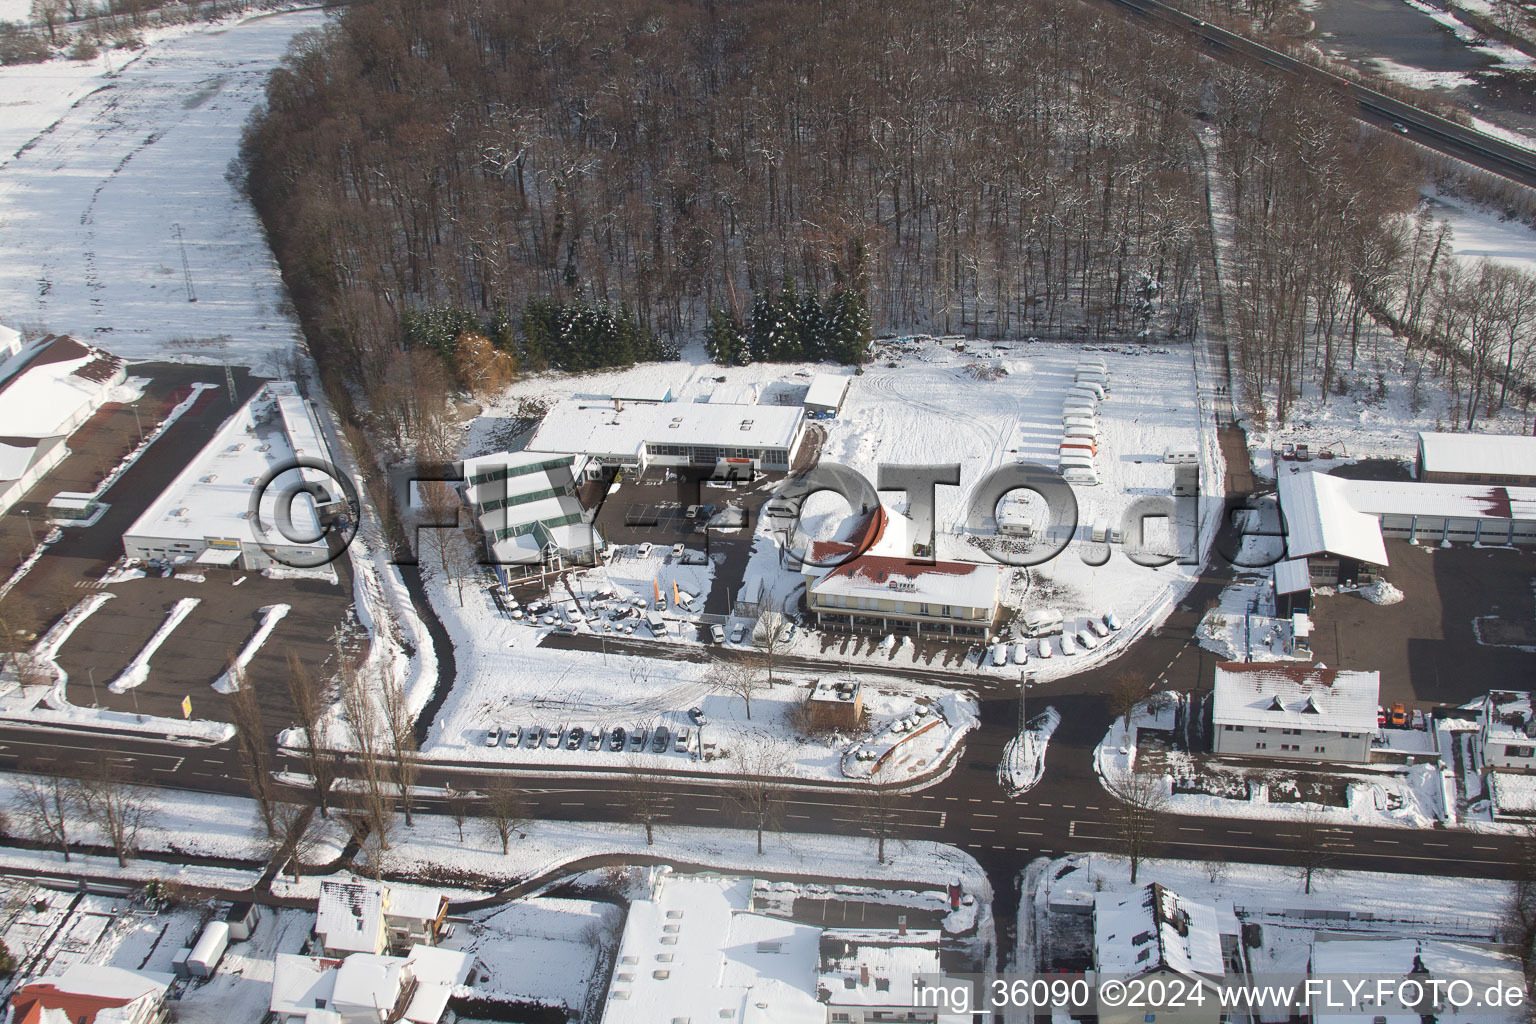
481,779 -> 529,854
856,785 -> 905,865
75,756 -> 149,867
262,802 -> 326,883
620,772 -> 670,846
379,671 -> 421,827
1108,670 -> 1151,732
713,653 -> 765,721
416,479 -> 467,607
446,789 -> 470,842
14,765 -> 76,861
755,611 -> 791,684
1103,769 -> 1168,884
1289,808 -> 1336,895
285,652 -> 338,817
728,748 -> 789,855
228,664 -> 277,836
339,659 -> 396,855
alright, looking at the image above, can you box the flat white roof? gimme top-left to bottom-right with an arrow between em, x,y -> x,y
1484,690 -> 1536,746
1213,662 -> 1379,732
1419,430 -> 1536,478
602,874 -> 823,1024
817,929 -> 944,1008
1276,471 -> 1389,566
529,398 -> 803,459
124,382 -> 328,551
1345,479 -> 1536,521
804,372 -> 851,410
1273,557 -> 1311,596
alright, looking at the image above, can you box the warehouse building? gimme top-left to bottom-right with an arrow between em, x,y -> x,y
1275,471 -> 1388,587
803,372 -> 851,417
1417,430 -> 1536,486
123,382 -> 341,570
528,397 -> 806,479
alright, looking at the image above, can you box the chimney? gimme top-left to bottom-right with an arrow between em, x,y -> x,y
860,965 -> 869,987
898,914 -> 907,936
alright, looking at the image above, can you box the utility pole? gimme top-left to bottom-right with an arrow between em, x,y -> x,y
172,223 -> 197,302
19,509 -> 35,546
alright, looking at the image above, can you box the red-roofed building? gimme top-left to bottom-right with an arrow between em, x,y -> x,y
7,966 -> 172,1024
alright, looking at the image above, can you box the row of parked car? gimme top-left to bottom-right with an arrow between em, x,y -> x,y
988,611 -> 1122,666
484,717 -> 701,754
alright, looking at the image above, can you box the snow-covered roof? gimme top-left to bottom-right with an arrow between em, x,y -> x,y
1311,935 -> 1524,1024
0,335 -> 123,440
1093,884 -> 1226,983
316,879 -> 385,954
272,947 -> 471,1024
602,873 -> 823,1024
0,323 -> 20,360
385,886 -> 447,923
1418,430 -> 1536,479
1276,470 -> 1389,566
17,966 -> 172,1005
807,554 -> 1002,612
817,928 -> 943,1007
124,382 -> 331,551
528,398 -> 803,459
1213,663 -> 1380,733
1483,690 -> 1536,746
572,382 -> 673,403
1344,479 -> 1536,521
1273,557 -> 1311,596
804,372 -> 850,410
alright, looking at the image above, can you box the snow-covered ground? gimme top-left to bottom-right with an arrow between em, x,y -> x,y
0,9 -> 328,368
1426,189 -> 1536,276
445,898 -> 621,1015
1094,695 -> 1450,827
419,528 -> 977,783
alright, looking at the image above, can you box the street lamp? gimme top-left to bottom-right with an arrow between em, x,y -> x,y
19,509 -> 35,546
1019,671 -> 1033,734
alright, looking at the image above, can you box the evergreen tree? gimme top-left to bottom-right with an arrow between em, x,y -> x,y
706,308 -> 747,365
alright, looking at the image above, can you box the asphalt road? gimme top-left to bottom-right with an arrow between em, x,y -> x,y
1097,0 -> 1536,188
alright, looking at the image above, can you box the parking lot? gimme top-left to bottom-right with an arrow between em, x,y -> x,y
0,363 -> 358,728
1307,539 -> 1536,709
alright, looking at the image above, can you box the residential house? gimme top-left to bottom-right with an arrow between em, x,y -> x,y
270,947 -> 474,1024
1482,691 -> 1536,772
1093,883 -> 1238,1024
1213,663 -> 1379,763
7,966 -> 173,1024
817,927 -> 969,1023
316,879 -> 449,957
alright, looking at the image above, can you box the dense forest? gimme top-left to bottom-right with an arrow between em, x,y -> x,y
243,0 -> 1536,435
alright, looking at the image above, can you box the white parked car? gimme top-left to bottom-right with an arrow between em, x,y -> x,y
1075,629 -> 1097,650
1036,637 -> 1053,659
710,623 -> 727,644
991,643 -> 1008,667
1012,642 -> 1028,666
1088,617 -> 1110,638
1104,611 -> 1122,631
730,623 -> 745,644
1059,633 -> 1077,656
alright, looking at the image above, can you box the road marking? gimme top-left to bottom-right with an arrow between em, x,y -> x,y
151,757 -> 186,773
1061,804 -> 1076,809
1474,845 -> 1499,851
973,827 -> 996,833
938,812 -> 947,827
967,798 -> 981,803
1085,805 -> 1100,811
1373,839 -> 1400,845
1178,827 -> 1203,832
1228,829 -> 1252,835
974,812 -> 998,819
1037,802 -> 1053,807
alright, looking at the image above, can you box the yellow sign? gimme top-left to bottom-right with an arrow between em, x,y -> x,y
181,695 -> 192,719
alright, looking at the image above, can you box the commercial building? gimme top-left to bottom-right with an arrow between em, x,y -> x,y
1481,690 -> 1536,772
806,678 -> 863,730
461,451 -> 602,581
599,872 -> 967,1024
123,382 -> 343,571
0,334 -> 125,517
1093,883 -> 1237,1024
1276,468 -> 1536,594
528,397 -> 806,479
800,507 -> 1002,638
803,373 -> 851,417
1212,662 -> 1378,762
1417,430 -> 1536,486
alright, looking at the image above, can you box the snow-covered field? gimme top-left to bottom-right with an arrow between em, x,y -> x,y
0,9 -> 327,368
1427,189 -> 1536,276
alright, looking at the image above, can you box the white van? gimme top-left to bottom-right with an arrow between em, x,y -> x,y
1163,446 -> 1198,465
1062,466 -> 1099,486
1022,607 -> 1064,636
1076,366 -> 1108,381
1059,454 -> 1094,472
1072,381 -> 1107,401
1078,358 -> 1107,372
1063,414 -> 1097,431
1064,423 -> 1099,442
1063,396 -> 1096,413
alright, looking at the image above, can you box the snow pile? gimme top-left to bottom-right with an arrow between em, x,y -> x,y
1358,579 -> 1405,605
107,597 -> 199,693
211,604 -> 291,693
1000,705 -> 1060,795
